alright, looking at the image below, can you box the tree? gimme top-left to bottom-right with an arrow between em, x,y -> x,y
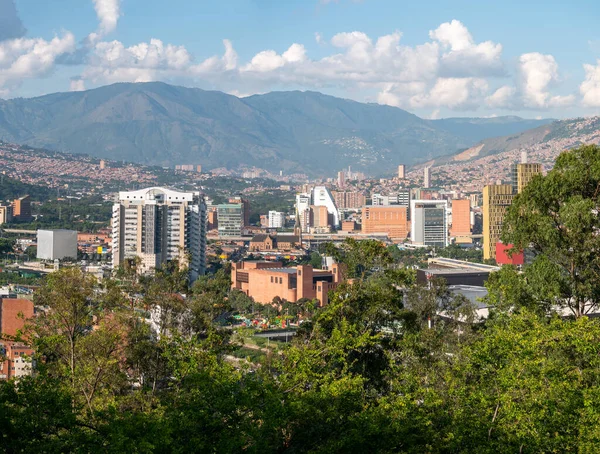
503,144 -> 600,317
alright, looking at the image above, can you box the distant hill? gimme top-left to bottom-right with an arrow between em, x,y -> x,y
432,117 -> 600,166
0,82 -> 553,176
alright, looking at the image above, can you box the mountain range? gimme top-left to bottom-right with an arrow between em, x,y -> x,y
0,82 -> 553,176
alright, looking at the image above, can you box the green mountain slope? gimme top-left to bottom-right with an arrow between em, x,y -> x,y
0,82 -> 553,176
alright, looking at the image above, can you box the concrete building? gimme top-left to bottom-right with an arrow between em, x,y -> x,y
0,205 -> 13,225
337,171 -> 346,188
228,197 -> 250,227
410,200 -> 449,247
217,203 -> 243,237
111,187 -> 207,280
398,164 -> 406,179
312,186 -> 340,228
295,193 -> 312,233
268,211 -> 286,229
417,258 -> 500,286
424,167 -> 432,189
371,191 -> 410,208
37,229 -> 78,261
362,205 -> 409,240
207,210 -> 218,231
450,199 -> 471,239
0,298 -> 34,338
100,159 -> 106,170
495,242 -> 524,266
483,184 -> 515,261
332,191 -> 366,209
231,261 -> 343,306
12,195 -> 32,222
0,342 -> 34,381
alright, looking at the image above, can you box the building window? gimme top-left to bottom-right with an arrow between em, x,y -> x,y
298,270 -> 302,276
270,276 -> 273,283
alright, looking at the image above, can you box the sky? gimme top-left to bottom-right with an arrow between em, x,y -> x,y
1,0 -> 600,119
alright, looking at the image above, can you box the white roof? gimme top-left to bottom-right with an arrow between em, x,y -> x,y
118,187 -> 197,202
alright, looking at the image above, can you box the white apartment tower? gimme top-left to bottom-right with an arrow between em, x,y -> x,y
112,187 -> 207,282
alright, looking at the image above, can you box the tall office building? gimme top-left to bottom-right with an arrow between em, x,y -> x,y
398,164 -> 406,179
410,200 -> 449,247
337,171 -> 346,188
12,195 -> 32,222
362,206 -> 409,240
483,185 -> 515,261
424,167 -> 432,188
0,206 -> 13,225
332,191 -> 366,209
511,163 -> 542,194
450,199 -> 471,238
217,204 -> 243,237
228,196 -> 250,227
111,187 -> 207,281
268,211 -> 286,228
295,193 -> 312,233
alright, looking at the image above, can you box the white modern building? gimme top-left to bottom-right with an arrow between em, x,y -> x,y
268,211 -> 286,229
312,186 -> 340,228
111,187 -> 207,281
36,229 -> 77,261
372,191 -> 411,208
410,200 -> 449,248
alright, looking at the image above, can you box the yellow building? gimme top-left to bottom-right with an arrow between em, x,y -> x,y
512,163 -> 542,194
483,185 -> 515,261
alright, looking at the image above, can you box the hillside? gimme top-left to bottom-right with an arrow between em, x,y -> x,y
0,82 -> 552,176
416,117 -> 600,192
433,117 -> 600,166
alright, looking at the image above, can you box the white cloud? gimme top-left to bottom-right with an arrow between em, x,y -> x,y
70,78 -> 85,91
580,60 -> 600,107
92,0 -> 120,36
315,32 -> 323,45
0,33 -> 76,91
518,52 -> 574,108
430,20 -> 504,77
241,43 -> 306,72
485,85 -> 516,108
410,77 -> 489,110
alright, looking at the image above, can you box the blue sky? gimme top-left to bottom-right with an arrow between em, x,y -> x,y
1,0 -> 600,119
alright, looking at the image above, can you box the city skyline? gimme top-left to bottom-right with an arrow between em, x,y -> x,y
0,0 -> 599,119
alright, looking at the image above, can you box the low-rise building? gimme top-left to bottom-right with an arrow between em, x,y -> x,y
249,234 -> 301,252
0,342 -> 34,380
37,229 -> 78,261
231,261 -> 344,306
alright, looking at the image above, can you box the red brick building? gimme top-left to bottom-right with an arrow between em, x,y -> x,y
249,234 -> 301,252
231,261 -> 343,306
0,298 -> 34,338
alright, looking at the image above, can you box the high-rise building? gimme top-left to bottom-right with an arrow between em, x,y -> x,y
310,205 -> 331,232
268,211 -> 286,229
111,187 -> 207,281
312,186 -> 340,228
207,209 -> 218,231
362,206 -> 409,240
371,191 -> 411,208
511,163 -> 542,194
450,199 -> 471,238
483,185 -> 515,261
99,159 -> 106,170
337,171 -> 346,188
295,193 -> 312,233
228,197 -> 250,227
410,200 -> 449,247
12,195 -> 32,222
0,206 -> 13,225
332,191 -> 366,209
398,164 -> 406,179
424,167 -> 432,189
217,204 -> 243,237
